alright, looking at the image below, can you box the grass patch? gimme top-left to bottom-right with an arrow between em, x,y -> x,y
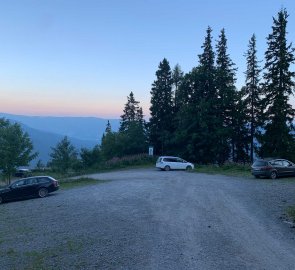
59,177 -> 107,190
286,206 -> 295,222
195,163 -> 252,177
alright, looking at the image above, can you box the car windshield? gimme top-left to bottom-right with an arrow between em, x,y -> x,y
253,161 -> 268,166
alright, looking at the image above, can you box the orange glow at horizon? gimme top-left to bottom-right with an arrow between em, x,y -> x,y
0,96 -> 151,119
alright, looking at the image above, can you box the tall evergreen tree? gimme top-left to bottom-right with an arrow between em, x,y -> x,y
259,9 -> 295,159
215,28 -> 237,164
198,27 -> 216,99
243,34 -> 262,162
189,26 -> 218,163
49,136 -> 78,173
232,89 -> 250,163
174,27 -> 218,163
105,120 -> 112,133
120,92 -> 143,132
149,58 -> 174,155
119,91 -> 147,155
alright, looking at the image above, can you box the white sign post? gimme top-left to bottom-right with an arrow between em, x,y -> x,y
148,146 -> 154,156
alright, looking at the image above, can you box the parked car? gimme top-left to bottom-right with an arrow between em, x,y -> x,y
14,168 -> 32,178
156,156 -> 194,171
251,158 -> 295,179
0,176 -> 59,204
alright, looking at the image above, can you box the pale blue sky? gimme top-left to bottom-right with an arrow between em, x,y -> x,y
0,0 -> 294,118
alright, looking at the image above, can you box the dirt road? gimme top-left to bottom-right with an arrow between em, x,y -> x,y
1,168 -> 295,269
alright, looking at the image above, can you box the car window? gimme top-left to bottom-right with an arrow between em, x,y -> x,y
25,178 -> 38,185
157,157 -> 162,163
282,160 -> 291,167
272,160 -> 283,166
37,177 -> 50,184
11,180 -> 26,188
253,161 -> 267,166
176,158 -> 183,163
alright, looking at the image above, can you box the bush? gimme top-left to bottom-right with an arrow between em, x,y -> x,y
104,154 -> 156,169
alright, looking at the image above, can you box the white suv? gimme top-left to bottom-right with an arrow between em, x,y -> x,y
156,156 -> 194,171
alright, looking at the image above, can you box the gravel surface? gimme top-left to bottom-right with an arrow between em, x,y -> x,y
1,168 -> 295,269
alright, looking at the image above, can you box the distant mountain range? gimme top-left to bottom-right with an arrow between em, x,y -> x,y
0,113 -> 120,166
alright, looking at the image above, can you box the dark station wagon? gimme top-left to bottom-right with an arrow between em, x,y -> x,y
251,159 -> 295,179
0,176 -> 59,204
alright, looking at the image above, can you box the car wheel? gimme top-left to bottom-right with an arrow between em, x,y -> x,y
38,188 -> 48,198
270,171 -> 277,180
186,165 -> 192,171
164,165 -> 170,171
0,196 -> 3,204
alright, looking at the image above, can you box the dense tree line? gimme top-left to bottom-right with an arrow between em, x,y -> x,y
149,8 -> 295,164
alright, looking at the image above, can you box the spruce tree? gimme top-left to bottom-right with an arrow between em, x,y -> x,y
120,91 -> 142,132
232,89 -> 250,163
119,91 -> 147,155
49,136 -> 78,173
215,28 -> 237,164
175,27 -> 217,163
243,34 -> 262,162
259,9 -> 295,159
149,58 -> 174,155
105,120 -> 112,133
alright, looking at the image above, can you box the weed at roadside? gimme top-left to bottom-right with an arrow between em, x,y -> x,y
59,177 -> 108,190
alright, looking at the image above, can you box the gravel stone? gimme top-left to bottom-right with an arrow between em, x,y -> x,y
1,168 -> 295,269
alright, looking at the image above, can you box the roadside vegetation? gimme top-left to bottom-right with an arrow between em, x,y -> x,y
287,206 -> 295,223
195,163 -> 252,177
59,177 -> 108,190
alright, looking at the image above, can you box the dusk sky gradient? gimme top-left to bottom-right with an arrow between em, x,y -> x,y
0,0 -> 294,118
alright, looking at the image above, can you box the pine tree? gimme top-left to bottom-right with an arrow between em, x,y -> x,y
119,91 -> 147,155
198,27 -> 215,99
243,34 -> 262,162
120,92 -> 143,132
174,27 -> 218,163
149,58 -> 174,155
215,28 -> 237,164
259,9 -> 295,159
105,120 -> 112,133
232,89 -> 250,163
49,136 -> 78,173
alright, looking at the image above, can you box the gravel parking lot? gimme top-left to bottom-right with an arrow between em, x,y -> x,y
1,168 -> 295,269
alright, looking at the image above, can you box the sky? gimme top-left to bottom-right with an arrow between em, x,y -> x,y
0,0 -> 294,119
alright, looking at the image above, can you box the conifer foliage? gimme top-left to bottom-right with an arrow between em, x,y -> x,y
149,58 -> 174,155
243,34 -> 262,162
215,28 -> 237,164
259,9 -> 295,160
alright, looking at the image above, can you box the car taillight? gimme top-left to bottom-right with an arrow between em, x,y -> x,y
53,180 -> 59,187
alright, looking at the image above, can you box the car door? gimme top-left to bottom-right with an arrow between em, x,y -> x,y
273,160 -> 284,176
281,160 -> 295,176
24,178 -> 38,196
176,158 -> 186,170
168,158 -> 177,169
9,180 -> 27,199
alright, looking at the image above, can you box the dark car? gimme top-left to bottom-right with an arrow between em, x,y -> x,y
14,169 -> 32,178
0,176 -> 59,204
251,159 -> 295,179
